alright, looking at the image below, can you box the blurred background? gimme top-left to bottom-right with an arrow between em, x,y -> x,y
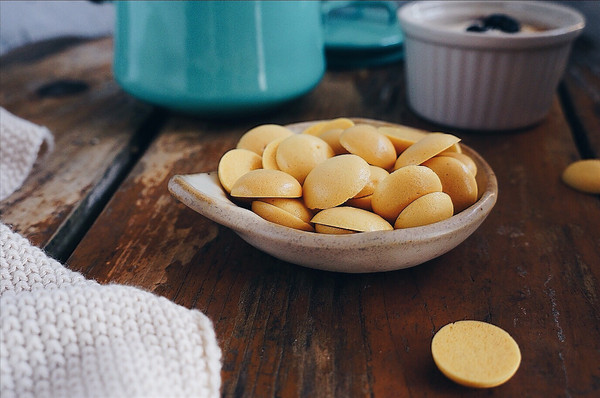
0,0 -> 114,56
1,1 -> 598,57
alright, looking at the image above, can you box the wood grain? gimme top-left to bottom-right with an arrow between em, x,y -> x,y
2,11 -> 599,395
0,37 -> 155,248
561,1 -> 600,158
562,35 -> 600,158
64,56 -> 600,397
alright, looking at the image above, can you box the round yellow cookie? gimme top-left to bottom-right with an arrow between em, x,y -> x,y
303,154 -> 370,210
276,134 -> 334,184
319,128 -> 348,155
423,156 -> 478,213
251,200 -> 314,232
394,191 -> 453,229
301,117 -> 355,136
311,206 -> 393,232
262,137 -> 285,170
354,166 -> 389,198
217,148 -> 263,194
438,152 -> 477,177
339,124 -> 397,170
237,124 -> 293,156
394,132 -> 461,170
314,224 -> 356,235
371,165 -> 442,222
230,169 -> 302,199
378,125 -> 427,153
431,320 -> 521,388
561,159 -> 600,194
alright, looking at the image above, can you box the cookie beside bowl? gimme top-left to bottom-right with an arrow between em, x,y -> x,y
168,119 -> 498,273
398,1 -> 585,131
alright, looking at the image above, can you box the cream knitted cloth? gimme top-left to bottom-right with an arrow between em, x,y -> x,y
0,107 -> 54,201
0,108 -> 222,397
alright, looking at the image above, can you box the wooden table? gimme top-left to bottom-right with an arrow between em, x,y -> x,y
1,7 -> 599,397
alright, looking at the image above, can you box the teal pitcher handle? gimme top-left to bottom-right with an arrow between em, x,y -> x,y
322,1 -> 398,25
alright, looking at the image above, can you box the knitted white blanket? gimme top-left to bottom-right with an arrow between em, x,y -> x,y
0,108 -> 222,397
0,107 -> 54,201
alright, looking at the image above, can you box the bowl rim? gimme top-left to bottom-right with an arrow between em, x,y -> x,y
168,118 -> 498,252
398,0 -> 585,49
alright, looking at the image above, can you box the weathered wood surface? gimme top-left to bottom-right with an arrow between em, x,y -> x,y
0,37 -> 155,251
561,1 -> 600,158
1,12 -> 599,397
65,51 -> 599,397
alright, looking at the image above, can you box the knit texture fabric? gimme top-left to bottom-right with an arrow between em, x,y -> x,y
0,109 -> 222,397
0,107 -> 54,201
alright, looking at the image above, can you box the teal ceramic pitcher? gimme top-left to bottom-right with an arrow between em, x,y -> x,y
113,1 -> 325,115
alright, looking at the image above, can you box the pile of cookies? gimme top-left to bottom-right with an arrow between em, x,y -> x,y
218,118 -> 479,234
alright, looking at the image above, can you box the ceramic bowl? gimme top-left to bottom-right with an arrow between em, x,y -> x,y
398,1 -> 585,131
168,119 -> 498,273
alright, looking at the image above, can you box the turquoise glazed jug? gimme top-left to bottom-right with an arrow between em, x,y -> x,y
113,1 -> 325,115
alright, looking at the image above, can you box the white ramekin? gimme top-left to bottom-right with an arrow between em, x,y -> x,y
398,1 -> 585,131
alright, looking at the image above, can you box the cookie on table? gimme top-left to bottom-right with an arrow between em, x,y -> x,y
431,320 -> 521,388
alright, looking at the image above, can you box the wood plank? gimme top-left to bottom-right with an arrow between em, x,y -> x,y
67,59 -> 600,397
561,1 -> 600,157
0,37 -> 156,249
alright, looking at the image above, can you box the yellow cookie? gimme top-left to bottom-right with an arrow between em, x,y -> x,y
303,154 -> 370,210
252,200 -> 314,231
561,159 -> 600,194
319,128 -> 349,155
423,156 -> 478,213
394,132 -> 461,170
314,224 -> 356,235
230,169 -> 302,199
394,191 -> 454,229
237,124 -> 294,156
311,206 -> 393,232
261,137 -> 285,170
345,195 -> 373,211
371,165 -> 442,222
301,117 -> 355,136
258,198 -> 314,223
339,124 -> 397,170
378,125 -> 427,153
431,320 -> 521,388
439,152 -> 477,177
217,148 -> 263,194
441,142 -> 463,154
354,166 -> 389,198
276,134 -> 334,184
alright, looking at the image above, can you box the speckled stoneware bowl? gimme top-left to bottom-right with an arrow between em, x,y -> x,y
168,119 -> 498,273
